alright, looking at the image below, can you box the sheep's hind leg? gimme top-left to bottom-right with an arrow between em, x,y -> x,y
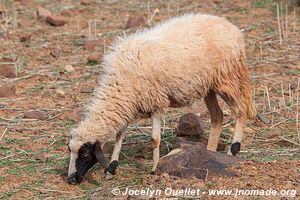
150,112 -> 161,175
105,129 -> 125,180
204,90 -> 223,152
220,94 -> 247,156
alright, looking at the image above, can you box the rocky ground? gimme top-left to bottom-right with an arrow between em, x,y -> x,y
0,0 -> 299,199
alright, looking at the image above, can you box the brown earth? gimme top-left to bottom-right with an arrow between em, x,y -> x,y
0,0 -> 299,199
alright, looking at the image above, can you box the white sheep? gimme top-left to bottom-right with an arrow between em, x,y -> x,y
67,13 -> 256,184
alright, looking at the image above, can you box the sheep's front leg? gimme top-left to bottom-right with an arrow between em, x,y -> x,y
105,129 -> 125,180
150,112 -> 161,175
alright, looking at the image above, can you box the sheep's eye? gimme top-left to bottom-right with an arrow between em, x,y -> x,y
68,146 -> 71,152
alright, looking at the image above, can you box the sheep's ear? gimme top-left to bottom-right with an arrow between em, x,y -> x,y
94,141 -> 108,168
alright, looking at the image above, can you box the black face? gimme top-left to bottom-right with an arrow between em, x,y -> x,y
68,141 -> 108,184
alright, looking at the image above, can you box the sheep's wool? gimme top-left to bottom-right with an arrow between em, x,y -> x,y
71,14 -> 256,145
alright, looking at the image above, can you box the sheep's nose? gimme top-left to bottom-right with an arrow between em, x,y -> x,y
67,173 -> 77,185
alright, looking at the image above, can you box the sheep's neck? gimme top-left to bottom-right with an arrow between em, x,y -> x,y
81,87 -> 135,141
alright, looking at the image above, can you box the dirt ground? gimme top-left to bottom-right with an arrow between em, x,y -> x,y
0,0 -> 299,199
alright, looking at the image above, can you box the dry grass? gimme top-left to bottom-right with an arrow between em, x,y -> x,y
0,0 -> 299,199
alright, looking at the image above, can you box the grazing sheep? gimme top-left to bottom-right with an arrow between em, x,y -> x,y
67,13 -> 257,184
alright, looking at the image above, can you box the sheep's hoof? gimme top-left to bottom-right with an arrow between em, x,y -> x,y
105,172 -> 114,180
230,142 -> 241,156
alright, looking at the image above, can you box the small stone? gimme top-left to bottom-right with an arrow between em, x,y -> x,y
55,89 -> 66,97
81,0 -> 92,5
64,65 -> 74,73
87,52 -> 103,64
65,110 -> 84,121
80,86 -> 94,93
0,81 -> 16,97
125,16 -> 146,29
0,65 -> 16,78
46,15 -> 67,26
257,113 -> 271,125
84,39 -> 101,50
20,34 -> 31,42
24,111 -> 48,120
177,113 -> 205,137
36,6 -> 51,19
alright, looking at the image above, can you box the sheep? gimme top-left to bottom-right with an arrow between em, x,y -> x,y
67,13 -> 257,184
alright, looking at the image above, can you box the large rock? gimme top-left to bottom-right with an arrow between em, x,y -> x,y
125,16 -> 146,29
0,81 -> 16,97
84,39 -> 101,50
24,111 -> 48,120
46,15 -> 67,26
0,65 -> 16,78
177,113 -> 205,136
156,139 -> 242,179
36,6 -> 51,19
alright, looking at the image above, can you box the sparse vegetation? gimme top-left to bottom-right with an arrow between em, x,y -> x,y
0,0 -> 299,199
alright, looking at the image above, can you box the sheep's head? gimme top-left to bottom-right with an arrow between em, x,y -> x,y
67,138 -> 108,184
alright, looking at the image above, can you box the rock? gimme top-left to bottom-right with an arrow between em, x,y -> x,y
177,113 -> 205,136
156,139 -> 242,179
64,64 -> 74,73
84,39 -> 101,50
257,113 -> 271,125
46,15 -> 67,26
1,57 -> 16,62
20,34 -> 31,42
65,110 -> 84,122
24,111 -> 48,120
18,19 -> 32,28
125,16 -> 146,29
87,52 -> 103,64
0,81 -> 16,97
80,86 -> 94,93
55,89 -> 66,97
36,6 -> 51,19
0,65 -> 16,78
81,0 -> 92,5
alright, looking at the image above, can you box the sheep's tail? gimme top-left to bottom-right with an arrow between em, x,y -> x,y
239,65 -> 257,120
241,81 -> 257,120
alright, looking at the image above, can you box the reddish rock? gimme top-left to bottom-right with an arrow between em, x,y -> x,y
20,34 -> 31,42
87,52 -> 103,64
0,65 -> 16,78
257,113 -> 271,125
55,89 -> 66,97
65,110 -> 85,122
125,16 -> 146,29
0,81 -> 16,97
36,6 -> 51,19
156,139 -> 242,179
1,57 -> 16,62
18,19 -> 32,28
81,0 -> 92,5
80,86 -> 94,93
177,113 -> 205,136
46,15 -> 67,26
24,111 -> 48,120
84,39 -> 101,50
